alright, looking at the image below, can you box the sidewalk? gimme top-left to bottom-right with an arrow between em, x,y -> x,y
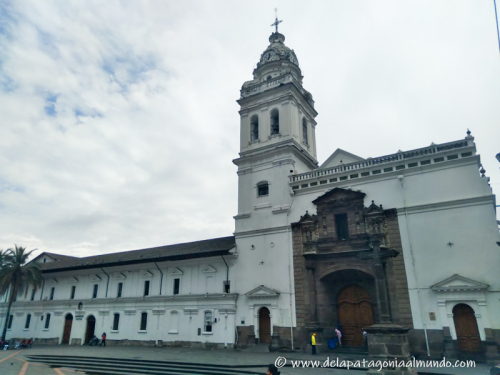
0,345 -> 493,375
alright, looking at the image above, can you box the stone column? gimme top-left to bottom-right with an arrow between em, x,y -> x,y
372,239 -> 391,323
306,267 -> 318,325
305,267 -> 322,354
364,324 -> 417,375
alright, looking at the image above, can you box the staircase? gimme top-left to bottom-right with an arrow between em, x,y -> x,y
327,345 -> 368,355
25,355 -> 266,375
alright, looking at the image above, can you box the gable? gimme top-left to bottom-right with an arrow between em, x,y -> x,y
202,265 -> 216,273
246,285 -> 280,299
312,187 -> 366,205
170,268 -> 183,275
319,149 -> 365,170
430,274 -> 489,292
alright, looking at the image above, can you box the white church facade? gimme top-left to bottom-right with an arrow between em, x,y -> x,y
1,30 -> 499,361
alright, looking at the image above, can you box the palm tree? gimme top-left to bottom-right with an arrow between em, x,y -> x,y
0,245 -> 43,341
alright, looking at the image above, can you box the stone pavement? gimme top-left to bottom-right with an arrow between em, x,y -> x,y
0,345 -> 494,375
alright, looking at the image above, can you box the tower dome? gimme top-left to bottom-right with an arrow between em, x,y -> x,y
256,32 -> 299,69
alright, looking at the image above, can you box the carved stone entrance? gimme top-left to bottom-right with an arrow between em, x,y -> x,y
338,285 -> 374,347
259,307 -> 271,343
62,313 -> 73,344
453,304 -> 481,353
85,315 -> 96,344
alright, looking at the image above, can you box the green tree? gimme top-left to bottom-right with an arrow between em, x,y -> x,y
0,245 -> 43,341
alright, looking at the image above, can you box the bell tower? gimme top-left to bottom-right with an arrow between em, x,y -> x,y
233,26 -> 319,231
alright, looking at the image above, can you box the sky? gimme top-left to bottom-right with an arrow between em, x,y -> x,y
1,0 -> 499,259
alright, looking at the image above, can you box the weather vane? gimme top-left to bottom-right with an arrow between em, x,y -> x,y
271,8 -> 282,33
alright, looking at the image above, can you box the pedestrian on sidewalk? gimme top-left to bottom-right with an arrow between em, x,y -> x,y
100,332 -> 106,347
311,333 -> 317,355
335,328 -> 342,346
267,363 -> 281,375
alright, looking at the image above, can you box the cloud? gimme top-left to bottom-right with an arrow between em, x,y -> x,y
0,0 -> 499,259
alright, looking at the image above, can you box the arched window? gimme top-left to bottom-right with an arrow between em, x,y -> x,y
204,311 -> 213,333
140,312 -> 147,331
25,314 -> 31,329
302,118 -> 308,145
257,182 -> 269,197
112,313 -> 120,331
250,115 -> 259,142
270,109 -> 279,135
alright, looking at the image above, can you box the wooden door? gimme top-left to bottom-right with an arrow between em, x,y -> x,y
453,304 -> 481,353
62,314 -> 73,344
259,307 -> 271,343
338,285 -> 374,347
85,316 -> 96,344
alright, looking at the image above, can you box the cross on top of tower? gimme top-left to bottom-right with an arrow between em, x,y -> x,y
271,8 -> 282,33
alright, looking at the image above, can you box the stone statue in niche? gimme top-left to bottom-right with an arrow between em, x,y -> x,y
306,229 -> 312,242
373,222 -> 380,234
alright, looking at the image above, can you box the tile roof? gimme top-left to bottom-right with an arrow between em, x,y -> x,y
39,236 -> 236,273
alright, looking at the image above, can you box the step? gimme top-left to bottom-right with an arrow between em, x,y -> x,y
26,354 -> 264,369
25,356 -> 265,375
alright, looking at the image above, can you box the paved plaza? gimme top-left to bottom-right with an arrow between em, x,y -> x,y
0,345 -> 494,375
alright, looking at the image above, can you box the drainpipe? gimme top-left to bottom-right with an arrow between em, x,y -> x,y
286,192 -> 295,351
100,268 -> 110,298
398,175 -> 430,357
39,279 -> 45,301
153,262 -> 163,295
221,256 -> 229,293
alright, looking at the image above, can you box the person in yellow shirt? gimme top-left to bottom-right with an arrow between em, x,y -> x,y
311,333 -> 317,355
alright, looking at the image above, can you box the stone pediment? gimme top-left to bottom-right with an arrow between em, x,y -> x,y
202,265 -> 216,273
246,285 -> 280,299
140,270 -> 154,278
114,272 -> 126,280
170,268 -> 183,275
91,275 -> 101,281
47,278 -> 58,285
430,274 -> 489,292
319,148 -> 365,169
312,187 -> 366,205
365,200 -> 385,215
297,211 -> 316,225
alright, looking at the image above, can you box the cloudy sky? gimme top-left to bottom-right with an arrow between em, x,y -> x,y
1,1 -> 499,259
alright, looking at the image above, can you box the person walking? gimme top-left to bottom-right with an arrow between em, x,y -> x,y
311,333 -> 317,355
100,332 -> 106,347
335,328 -> 342,346
267,363 -> 281,375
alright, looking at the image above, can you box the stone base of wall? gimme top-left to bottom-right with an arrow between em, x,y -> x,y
105,339 -> 233,350
409,328 -> 500,363
70,338 -> 81,345
33,337 -> 59,345
236,325 -> 256,348
106,339 -> 156,347
160,341 -> 233,350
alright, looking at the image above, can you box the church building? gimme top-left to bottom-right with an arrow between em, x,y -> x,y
1,28 -> 499,361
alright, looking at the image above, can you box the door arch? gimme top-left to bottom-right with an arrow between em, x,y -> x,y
62,314 -> 73,344
337,285 -> 374,347
258,307 -> 271,344
85,315 -> 96,344
453,304 -> 481,353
